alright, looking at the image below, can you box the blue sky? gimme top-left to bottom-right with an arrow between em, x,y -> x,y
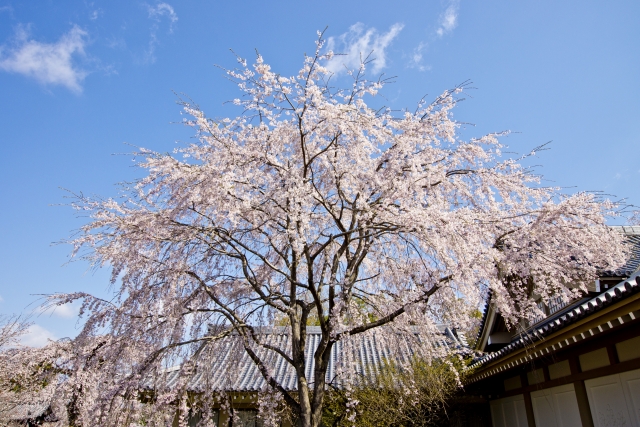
0,1 -> 638,345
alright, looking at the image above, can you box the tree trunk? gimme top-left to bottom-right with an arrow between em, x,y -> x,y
295,338 -> 333,427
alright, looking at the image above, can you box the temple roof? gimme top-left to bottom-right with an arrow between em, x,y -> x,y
469,274 -> 640,373
147,325 -> 468,392
473,225 -> 640,351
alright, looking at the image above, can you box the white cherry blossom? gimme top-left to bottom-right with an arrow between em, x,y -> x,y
36,35 -> 627,427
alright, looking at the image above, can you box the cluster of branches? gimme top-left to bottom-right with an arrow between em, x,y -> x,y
16,31 -> 627,427
0,315 -> 30,351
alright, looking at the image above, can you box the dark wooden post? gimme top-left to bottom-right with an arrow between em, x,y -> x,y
568,355 -> 594,427
522,391 -> 536,427
573,380 -> 595,427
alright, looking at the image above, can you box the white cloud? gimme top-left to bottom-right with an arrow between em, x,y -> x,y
324,22 -> 404,75
143,2 -> 178,63
408,42 -> 431,72
20,324 -> 56,347
436,0 -> 460,37
89,9 -> 102,21
0,25 -> 88,93
147,3 -> 178,31
36,302 -> 79,319
412,42 -> 425,64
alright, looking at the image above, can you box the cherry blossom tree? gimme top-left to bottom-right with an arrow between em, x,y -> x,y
0,319 -> 73,425
48,35 -> 626,427
0,315 -> 30,351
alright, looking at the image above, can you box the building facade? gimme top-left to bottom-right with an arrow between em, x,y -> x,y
465,226 -> 640,427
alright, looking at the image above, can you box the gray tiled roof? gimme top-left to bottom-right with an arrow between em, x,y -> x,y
610,226 -> 640,275
150,325 -> 467,393
612,225 -> 640,235
468,274 -> 640,371
0,397 -> 51,422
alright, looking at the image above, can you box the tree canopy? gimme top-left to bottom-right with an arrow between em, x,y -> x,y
39,35 -> 625,427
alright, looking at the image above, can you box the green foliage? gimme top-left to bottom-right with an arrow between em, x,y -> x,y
321,357 -> 468,427
465,308 -> 483,348
6,360 -> 57,393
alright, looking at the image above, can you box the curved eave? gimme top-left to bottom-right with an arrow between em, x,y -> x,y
466,275 -> 640,383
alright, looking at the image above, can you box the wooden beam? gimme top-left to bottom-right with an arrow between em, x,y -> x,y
573,380 -> 594,427
470,296 -> 640,378
607,344 -> 619,365
492,356 -> 640,398
523,391 -> 536,427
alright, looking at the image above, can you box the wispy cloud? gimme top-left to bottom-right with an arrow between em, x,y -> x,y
0,25 -> 88,93
408,42 -> 431,72
142,2 -> 178,63
436,0 -> 460,37
407,1 -> 460,70
324,23 -> 404,75
89,8 -> 102,21
36,302 -> 79,319
147,3 -> 178,32
20,324 -> 56,347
